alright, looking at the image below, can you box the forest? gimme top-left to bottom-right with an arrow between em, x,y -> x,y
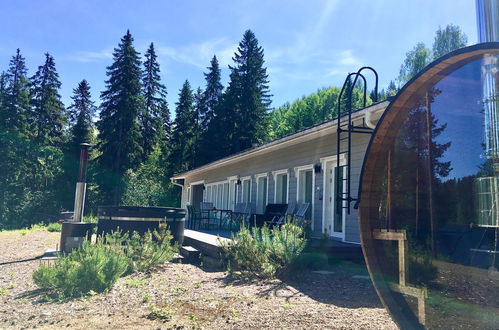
0,25 -> 467,229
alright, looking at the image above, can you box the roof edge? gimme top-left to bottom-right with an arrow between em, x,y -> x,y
171,99 -> 390,180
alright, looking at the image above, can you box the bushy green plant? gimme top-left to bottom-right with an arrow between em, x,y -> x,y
220,221 -> 306,278
33,237 -> 129,299
109,230 -> 178,273
33,229 -> 177,299
46,222 -> 62,232
82,215 -> 98,223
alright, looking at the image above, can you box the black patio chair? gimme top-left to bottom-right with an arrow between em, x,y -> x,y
256,203 -> 288,227
230,203 -> 252,230
186,204 -> 202,229
293,203 -> 310,226
199,202 -> 216,229
268,203 -> 295,227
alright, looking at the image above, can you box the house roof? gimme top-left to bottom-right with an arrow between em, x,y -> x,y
171,99 -> 391,180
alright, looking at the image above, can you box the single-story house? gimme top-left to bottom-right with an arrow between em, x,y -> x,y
171,100 -> 389,243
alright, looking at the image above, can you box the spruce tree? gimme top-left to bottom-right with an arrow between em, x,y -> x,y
169,80 -> 196,173
97,30 -> 144,204
4,49 -> 31,134
57,79 -> 97,210
192,87 -> 203,167
68,79 -> 96,146
141,42 -> 169,162
0,72 -> 7,129
225,30 -> 271,154
31,53 -> 67,145
201,56 -> 223,131
198,55 -> 224,165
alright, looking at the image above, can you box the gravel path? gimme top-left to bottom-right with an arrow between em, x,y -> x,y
0,229 -> 397,329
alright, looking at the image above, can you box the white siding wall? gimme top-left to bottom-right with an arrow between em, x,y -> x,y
181,128 -> 373,243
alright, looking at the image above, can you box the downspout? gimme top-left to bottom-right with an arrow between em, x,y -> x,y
170,178 -> 184,188
365,108 -> 377,129
170,178 -> 186,208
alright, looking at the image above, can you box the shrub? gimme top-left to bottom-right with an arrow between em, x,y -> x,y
46,222 -> 62,232
220,221 -> 306,278
106,230 -> 178,273
33,229 -> 177,299
32,237 -> 129,299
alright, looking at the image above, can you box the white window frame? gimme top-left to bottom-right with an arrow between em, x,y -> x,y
204,180 -> 229,208
255,173 -> 269,214
227,176 -> 238,211
320,154 -> 347,241
240,176 -> 252,204
272,169 -> 289,204
294,164 -> 315,230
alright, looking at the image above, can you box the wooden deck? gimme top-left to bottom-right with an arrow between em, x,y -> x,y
184,228 -> 363,261
183,229 -> 230,258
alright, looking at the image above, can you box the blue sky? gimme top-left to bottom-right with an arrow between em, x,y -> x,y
0,0 -> 477,111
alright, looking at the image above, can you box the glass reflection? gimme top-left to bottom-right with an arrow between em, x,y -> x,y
372,54 -> 499,329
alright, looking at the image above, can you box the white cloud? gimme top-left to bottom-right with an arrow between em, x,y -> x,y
266,0 -> 339,65
157,38 -> 237,69
338,49 -> 362,67
68,48 -> 113,63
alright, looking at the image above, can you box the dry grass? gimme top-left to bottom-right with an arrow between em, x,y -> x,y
0,229 -> 397,329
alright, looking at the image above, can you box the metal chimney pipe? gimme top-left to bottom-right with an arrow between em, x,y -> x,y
72,143 -> 91,223
476,0 -> 499,42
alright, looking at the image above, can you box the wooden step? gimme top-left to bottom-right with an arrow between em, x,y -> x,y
183,229 -> 230,258
180,245 -> 201,262
171,253 -> 184,264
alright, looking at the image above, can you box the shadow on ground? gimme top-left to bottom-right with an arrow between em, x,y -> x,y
213,259 -> 382,309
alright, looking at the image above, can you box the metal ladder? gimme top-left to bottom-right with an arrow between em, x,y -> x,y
335,67 -> 378,214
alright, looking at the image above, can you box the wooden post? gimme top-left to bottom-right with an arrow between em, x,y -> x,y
398,238 -> 408,286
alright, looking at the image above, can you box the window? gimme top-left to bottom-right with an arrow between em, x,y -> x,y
206,186 -> 212,202
274,170 -> 288,204
256,174 -> 268,214
223,182 -> 229,209
241,177 -> 251,203
203,180 -> 230,209
217,183 -> 223,208
296,166 -> 314,225
228,178 -> 237,210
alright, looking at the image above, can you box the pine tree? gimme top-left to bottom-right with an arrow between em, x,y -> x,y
0,72 -> 8,129
225,30 -> 272,154
97,30 -> 144,204
169,80 -> 196,173
31,53 -> 67,145
192,87 -> 203,167
201,56 -> 223,131
68,79 -> 96,146
141,42 -> 169,162
4,49 -> 31,133
197,56 -> 224,165
57,79 -> 97,210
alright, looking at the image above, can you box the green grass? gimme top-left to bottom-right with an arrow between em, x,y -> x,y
46,222 -> 62,232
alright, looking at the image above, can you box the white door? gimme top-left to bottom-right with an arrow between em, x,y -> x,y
323,161 -> 345,239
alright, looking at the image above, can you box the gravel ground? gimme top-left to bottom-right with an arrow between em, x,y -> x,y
0,229 -> 397,329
